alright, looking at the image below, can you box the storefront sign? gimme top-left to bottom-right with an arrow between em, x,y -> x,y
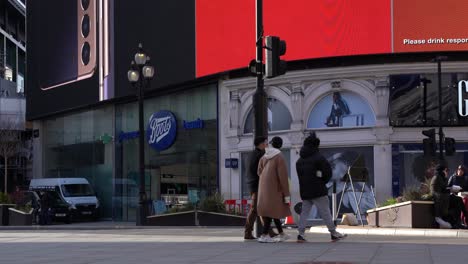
458,80 -> 468,117
225,158 -> 239,169
183,118 -> 204,129
118,131 -> 139,142
147,110 -> 177,151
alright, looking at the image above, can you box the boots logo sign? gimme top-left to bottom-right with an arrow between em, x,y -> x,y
147,110 -> 177,151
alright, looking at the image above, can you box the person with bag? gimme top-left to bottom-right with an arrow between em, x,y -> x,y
256,136 -> 292,243
295,132 -> 347,242
244,136 -> 277,240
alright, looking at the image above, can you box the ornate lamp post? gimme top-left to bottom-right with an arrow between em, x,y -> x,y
127,43 -> 155,226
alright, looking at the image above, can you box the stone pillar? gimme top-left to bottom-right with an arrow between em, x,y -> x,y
228,90 -> 241,135
290,81 -> 304,131
375,78 -> 390,127
373,77 -> 393,202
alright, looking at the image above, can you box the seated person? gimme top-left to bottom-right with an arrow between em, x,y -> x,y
448,165 -> 468,226
325,92 -> 350,127
447,185 -> 468,229
430,164 -> 452,228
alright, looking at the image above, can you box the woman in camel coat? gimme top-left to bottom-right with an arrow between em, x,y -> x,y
256,136 -> 292,242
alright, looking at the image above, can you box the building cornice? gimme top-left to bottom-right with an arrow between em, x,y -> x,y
222,61 -> 468,90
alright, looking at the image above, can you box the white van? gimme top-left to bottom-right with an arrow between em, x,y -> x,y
29,178 -> 100,219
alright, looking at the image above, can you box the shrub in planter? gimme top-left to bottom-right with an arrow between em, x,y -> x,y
0,192 -> 15,226
167,203 -> 195,214
199,193 -> 225,213
368,178 -> 435,228
0,192 -> 12,204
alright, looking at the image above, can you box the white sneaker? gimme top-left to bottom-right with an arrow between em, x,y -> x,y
258,235 -> 277,243
435,217 -> 452,229
275,233 -> 290,242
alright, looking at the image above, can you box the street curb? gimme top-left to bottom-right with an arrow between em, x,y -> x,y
0,225 -> 242,231
309,226 -> 468,238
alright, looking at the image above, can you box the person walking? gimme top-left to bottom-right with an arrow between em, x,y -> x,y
295,132 -> 347,242
244,136 -> 271,240
256,136 -> 292,243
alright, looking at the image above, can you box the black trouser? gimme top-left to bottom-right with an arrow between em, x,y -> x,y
244,192 -> 260,235
448,194 -> 468,227
261,217 -> 283,235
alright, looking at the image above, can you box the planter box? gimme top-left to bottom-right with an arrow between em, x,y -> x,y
0,204 -> 16,226
197,211 -> 246,226
366,201 -> 435,228
146,211 -> 196,226
8,208 -> 33,226
145,210 -> 246,226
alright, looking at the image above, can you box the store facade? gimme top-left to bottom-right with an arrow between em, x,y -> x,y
219,62 -> 468,221
34,84 -> 218,221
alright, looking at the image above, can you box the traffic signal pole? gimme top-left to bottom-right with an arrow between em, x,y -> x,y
254,0 -> 268,140
436,56 -> 446,162
253,0 -> 267,237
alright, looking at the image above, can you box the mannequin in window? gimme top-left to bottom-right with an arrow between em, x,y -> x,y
325,92 -> 350,127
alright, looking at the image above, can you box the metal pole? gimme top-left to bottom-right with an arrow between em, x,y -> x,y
421,78 -> 430,126
137,66 -> 147,226
254,0 -> 267,140
437,59 -> 444,162
332,181 -> 337,225
253,0 -> 267,237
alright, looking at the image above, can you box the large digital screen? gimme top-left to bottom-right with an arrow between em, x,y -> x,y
196,0 -> 468,77
27,0 -> 468,119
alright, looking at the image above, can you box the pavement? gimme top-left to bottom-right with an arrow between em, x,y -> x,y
2,221 -> 468,238
1,223 -> 468,263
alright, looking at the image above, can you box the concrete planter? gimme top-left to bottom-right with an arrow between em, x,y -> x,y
0,204 -> 16,226
197,211 -> 246,226
8,208 -> 33,226
366,201 -> 435,228
145,210 -> 246,226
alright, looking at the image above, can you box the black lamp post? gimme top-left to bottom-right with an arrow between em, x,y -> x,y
127,43 -> 155,226
433,56 -> 447,163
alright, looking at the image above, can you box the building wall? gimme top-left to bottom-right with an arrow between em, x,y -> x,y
219,61 -> 468,220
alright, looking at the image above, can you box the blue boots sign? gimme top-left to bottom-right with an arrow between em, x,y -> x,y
147,110 -> 177,151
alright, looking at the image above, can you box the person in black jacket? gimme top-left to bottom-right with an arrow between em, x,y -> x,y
244,136 -> 268,240
39,191 -> 51,225
430,164 -> 452,228
295,132 -> 346,242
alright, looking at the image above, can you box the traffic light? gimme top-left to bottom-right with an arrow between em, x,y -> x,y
265,36 -> 287,78
422,128 -> 436,157
445,137 -> 456,156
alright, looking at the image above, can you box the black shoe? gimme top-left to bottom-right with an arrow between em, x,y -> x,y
297,235 -> 307,243
244,233 -> 256,240
268,230 -> 279,238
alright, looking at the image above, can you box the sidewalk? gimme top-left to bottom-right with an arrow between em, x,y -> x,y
1,227 -> 468,264
309,224 -> 468,238
2,221 -> 468,239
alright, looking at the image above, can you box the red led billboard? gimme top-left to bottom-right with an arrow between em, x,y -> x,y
196,0 -> 468,77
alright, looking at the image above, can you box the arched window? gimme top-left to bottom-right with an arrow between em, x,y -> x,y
244,98 -> 292,134
307,91 -> 375,128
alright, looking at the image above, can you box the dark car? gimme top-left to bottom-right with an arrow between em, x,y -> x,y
23,189 -> 72,224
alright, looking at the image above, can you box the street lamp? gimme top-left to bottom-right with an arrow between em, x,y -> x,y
127,43 -> 155,226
